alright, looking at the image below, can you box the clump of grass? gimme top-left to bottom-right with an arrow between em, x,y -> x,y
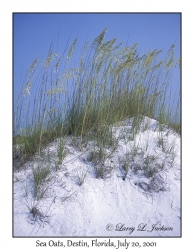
14,28 -> 180,166
165,136 -> 178,166
121,162 -> 130,177
32,164 -> 50,199
24,199 -> 38,214
13,141 -> 26,169
128,140 -> 139,161
143,154 -> 158,177
76,168 -> 87,186
24,199 -> 49,225
56,138 -> 66,169
120,153 -> 131,179
87,146 -> 106,164
119,161 -> 130,180
87,147 -> 113,179
95,163 -> 114,179
157,132 -> 166,151
92,125 -> 118,149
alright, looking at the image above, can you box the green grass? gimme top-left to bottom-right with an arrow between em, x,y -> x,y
57,138 -> 66,169
76,168 -> 87,186
32,164 -> 50,199
14,28 -> 181,169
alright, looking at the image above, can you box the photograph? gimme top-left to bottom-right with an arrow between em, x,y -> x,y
13,13 -> 181,237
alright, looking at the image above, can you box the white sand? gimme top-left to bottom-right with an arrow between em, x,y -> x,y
14,116 -> 181,236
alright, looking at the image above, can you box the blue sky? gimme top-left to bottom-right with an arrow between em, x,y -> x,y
14,13 -> 181,129
14,13 -> 180,87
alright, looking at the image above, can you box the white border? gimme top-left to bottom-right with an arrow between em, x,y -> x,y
0,1 -> 193,249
